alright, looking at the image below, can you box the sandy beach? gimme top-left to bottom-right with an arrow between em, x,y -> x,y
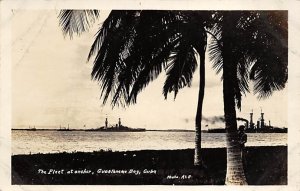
12,146 -> 287,185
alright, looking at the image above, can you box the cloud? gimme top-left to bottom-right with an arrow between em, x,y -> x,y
183,115 -> 225,125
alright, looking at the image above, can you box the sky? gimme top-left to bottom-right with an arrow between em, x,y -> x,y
12,10 -> 288,130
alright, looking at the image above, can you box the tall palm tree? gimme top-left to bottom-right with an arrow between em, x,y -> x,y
208,11 -> 288,185
59,10 -> 210,166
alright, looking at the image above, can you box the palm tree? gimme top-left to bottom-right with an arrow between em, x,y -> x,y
208,11 -> 288,185
59,10 -> 210,166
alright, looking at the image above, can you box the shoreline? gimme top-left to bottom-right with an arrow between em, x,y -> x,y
12,146 -> 287,185
12,128 -> 287,133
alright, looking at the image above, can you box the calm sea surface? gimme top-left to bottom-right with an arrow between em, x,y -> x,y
12,130 -> 287,155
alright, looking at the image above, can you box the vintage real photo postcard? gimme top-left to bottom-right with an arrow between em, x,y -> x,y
1,0 -> 300,190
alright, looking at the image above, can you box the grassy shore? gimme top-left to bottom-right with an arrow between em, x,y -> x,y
12,146 -> 287,185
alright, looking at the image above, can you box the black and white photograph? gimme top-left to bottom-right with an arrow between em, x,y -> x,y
1,0 -> 300,189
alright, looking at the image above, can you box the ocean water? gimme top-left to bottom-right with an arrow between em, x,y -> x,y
12,130 -> 287,155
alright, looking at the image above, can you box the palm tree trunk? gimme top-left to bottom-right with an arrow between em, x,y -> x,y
222,38 -> 247,185
225,131 -> 247,185
194,50 -> 205,166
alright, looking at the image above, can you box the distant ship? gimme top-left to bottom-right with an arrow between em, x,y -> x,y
26,126 -> 36,131
85,118 -> 146,132
207,127 -> 287,133
57,124 -> 71,131
85,126 -> 146,132
206,109 -> 287,133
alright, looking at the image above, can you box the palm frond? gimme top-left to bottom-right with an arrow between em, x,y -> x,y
91,11 -> 140,105
91,10 -> 185,107
237,56 -> 251,94
249,11 -> 288,99
127,33 -> 181,104
208,35 -> 223,75
126,11 -> 187,104
234,55 -> 252,110
250,55 -> 287,99
163,40 -> 197,99
207,15 -> 223,75
58,10 -> 100,38
162,18 -> 207,99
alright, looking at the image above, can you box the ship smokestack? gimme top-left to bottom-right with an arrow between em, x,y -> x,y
105,118 -> 108,128
249,109 -> 254,129
260,108 -> 265,129
118,118 -> 121,127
